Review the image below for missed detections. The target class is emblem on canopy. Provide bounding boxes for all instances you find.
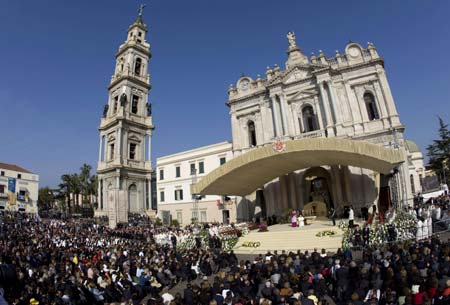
[273,138,286,153]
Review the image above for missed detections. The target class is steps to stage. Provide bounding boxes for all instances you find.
[233,219,344,254]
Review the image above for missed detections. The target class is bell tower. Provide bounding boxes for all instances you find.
[96,6,155,226]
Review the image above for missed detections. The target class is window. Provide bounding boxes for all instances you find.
[0,171,4,176]
[160,191,165,202]
[302,105,318,132]
[17,174,21,179]
[192,211,198,222]
[135,58,142,75]
[110,143,115,160]
[175,166,181,178]
[200,211,207,222]
[129,143,137,160]
[190,163,196,175]
[177,211,182,224]
[159,169,164,180]
[138,32,142,37]
[220,157,226,165]
[0,185,4,193]
[113,96,118,113]
[175,189,183,201]
[131,95,139,114]
[248,121,257,147]
[199,161,204,174]
[364,92,379,121]
[410,174,416,194]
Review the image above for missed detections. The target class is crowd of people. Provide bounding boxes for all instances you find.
[0,192,449,305]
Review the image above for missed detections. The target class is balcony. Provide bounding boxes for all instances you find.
[296,129,325,139]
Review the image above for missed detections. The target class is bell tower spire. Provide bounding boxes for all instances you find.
[96,6,155,227]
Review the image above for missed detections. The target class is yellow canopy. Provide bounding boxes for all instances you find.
[192,138,404,196]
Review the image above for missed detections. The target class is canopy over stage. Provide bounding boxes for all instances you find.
[192,138,405,196]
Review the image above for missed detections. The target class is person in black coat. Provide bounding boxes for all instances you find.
[183,283,194,305]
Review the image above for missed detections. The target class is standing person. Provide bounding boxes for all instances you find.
[348,205,354,228]
[329,207,336,226]
[291,210,297,228]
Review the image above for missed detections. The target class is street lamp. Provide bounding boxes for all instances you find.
[191,168,199,225]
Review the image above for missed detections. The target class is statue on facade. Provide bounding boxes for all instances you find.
[102,104,109,118]
[287,31,297,48]
[146,102,152,116]
[120,93,127,107]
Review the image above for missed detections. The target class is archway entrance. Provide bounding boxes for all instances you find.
[302,167,333,217]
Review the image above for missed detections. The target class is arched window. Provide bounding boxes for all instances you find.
[364,92,379,121]
[302,105,318,132]
[248,121,257,147]
[134,58,142,75]
[410,174,416,194]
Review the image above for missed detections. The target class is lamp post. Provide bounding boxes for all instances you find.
[391,127,407,209]
[191,168,199,225]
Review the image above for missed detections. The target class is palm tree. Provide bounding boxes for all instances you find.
[59,174,72,213]
[79,163,92,203]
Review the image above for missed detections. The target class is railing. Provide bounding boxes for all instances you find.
[297,130,324,139]
[328,57,338,65]
[433,218,450,234]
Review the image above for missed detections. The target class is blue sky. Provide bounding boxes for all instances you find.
[1,0,449,187]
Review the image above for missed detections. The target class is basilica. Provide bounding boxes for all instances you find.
[95,12,425,225]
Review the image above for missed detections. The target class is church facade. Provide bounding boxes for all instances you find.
[160,33,425,223]
[226,32,424,219]
[95,12,155,225]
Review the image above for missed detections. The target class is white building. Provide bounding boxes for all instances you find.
[0,162,39,214]
[95,10,155,225]
[161,32,425,223]
[156,142,235,225]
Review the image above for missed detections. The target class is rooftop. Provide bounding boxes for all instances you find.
[0,162,33,174]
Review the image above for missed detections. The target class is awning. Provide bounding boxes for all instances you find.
[191,138,405,196]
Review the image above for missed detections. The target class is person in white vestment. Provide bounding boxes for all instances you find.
[416,218,423,241]
[298,213,305,227]
[427,215,433,238]
[422,218,429,240]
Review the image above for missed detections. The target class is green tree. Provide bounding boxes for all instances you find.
[79,163,92,203]
[427,117,450,185]
[38,187,54,210]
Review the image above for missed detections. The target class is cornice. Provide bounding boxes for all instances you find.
[116,44,151,59]
[108,75,151,91]
[99,116,154,131]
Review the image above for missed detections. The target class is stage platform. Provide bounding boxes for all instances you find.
[233,218,345,254]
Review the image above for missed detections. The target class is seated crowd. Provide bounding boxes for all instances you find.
[0,194,448,305]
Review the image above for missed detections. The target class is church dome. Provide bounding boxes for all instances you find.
[405,140,421,153]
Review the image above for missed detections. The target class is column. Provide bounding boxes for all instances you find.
[377,70,401,126]
[98,135,103,162]
[278,94,289,136]
[372,81,390,128]
[326,81,344,135]
[271,96,281,137]
[318,82,335,136]
[117,127,123,164]
[98,179,102,211]
[313,96,324,131]
[331,166,344,207]
[288,173,298,210]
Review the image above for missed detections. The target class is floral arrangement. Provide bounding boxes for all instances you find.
[241,241,261,248]
[341,210,417,250]
[315,230,337,237]
[258,222,268,232]
[176,223,250,252]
